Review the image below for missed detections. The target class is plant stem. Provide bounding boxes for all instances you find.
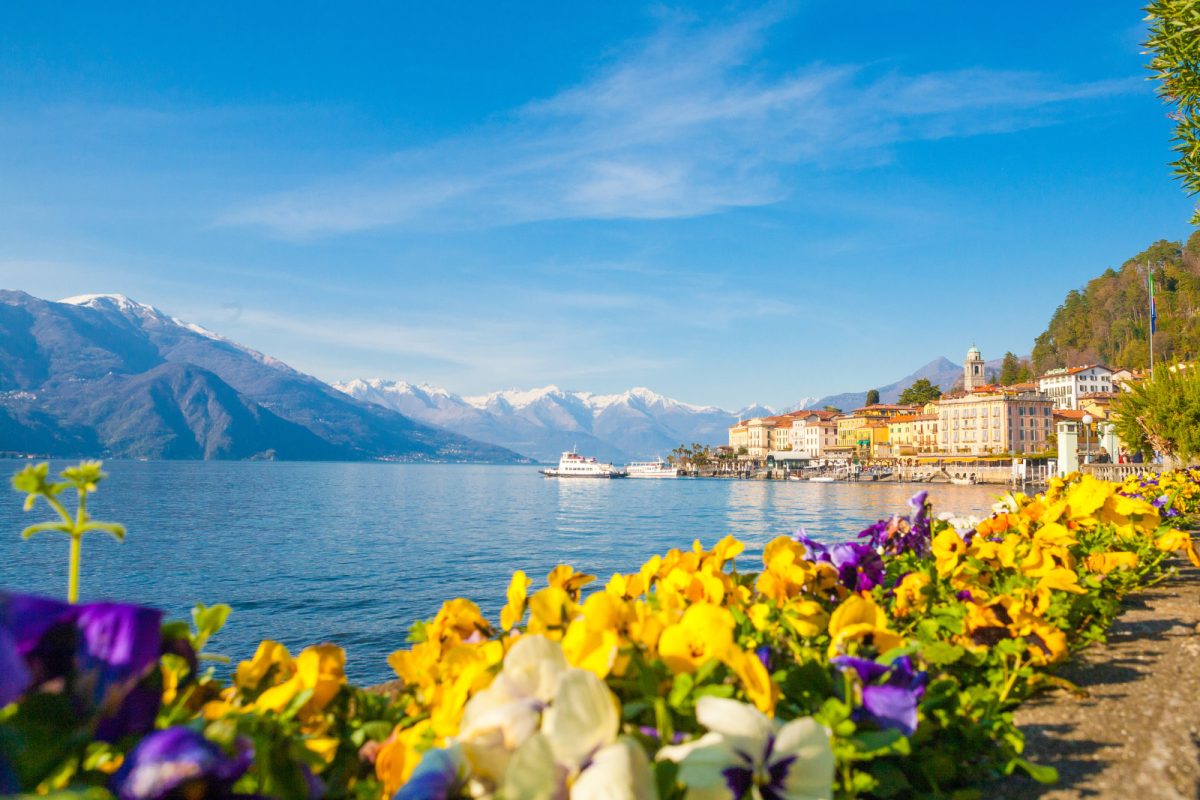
[68,534,81,603]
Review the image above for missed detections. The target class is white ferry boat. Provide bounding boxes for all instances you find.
[540,450,626,478]
[624,458,678,478]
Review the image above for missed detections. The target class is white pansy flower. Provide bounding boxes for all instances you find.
[657,697,834,800]
[458,635,569,785]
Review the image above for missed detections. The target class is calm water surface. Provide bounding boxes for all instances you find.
[0,461,1005,683]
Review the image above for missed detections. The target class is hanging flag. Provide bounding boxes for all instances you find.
[1149,269,1157,335]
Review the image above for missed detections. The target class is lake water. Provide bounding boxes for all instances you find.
[0,461,1006,683]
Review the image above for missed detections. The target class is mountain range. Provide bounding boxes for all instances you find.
[0,289,1001,463]
[334,379,788,463]
[332,356,984,463]
[0,291,523,462]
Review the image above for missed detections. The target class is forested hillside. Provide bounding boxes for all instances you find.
[1032,231,1200,373]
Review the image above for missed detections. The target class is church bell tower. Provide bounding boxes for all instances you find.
[964,345,985,391]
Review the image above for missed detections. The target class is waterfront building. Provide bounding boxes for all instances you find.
[1037,364,1114,410]
[963,345,987,391]
[887,405,939,455]
[728,416,777,458]
[835,404,916,458]
[786,410,839,457]
[935,385,1054,455]
[769,418,794,452]
[836,404,916,452]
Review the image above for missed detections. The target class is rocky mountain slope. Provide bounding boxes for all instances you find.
[0,291,522,462]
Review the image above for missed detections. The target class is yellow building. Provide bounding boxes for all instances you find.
[836,404,916,456]
[886,403,939,455]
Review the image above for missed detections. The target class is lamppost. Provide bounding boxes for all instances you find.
[1082,413,1093,465]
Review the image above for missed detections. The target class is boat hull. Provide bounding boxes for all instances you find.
[540,470,625,478]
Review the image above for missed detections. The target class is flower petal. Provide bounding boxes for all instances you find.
[571,737,656,800]
[499,635,570,704]
[771,717,834,800]
[501,732,567,800]
[542,668,619,770]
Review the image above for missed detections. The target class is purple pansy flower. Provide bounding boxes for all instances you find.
[855,492,934,557]
[832,655,928,737]
[0,592,162,739]
[110,727,252,800]
[829,543,886,592]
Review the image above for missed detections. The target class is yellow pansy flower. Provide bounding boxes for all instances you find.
[304,736,340,770]
[657,603,735,673]
[827,593,903,656]
[235,640,294,690]
[500,570,531,632]
[1065,474,1114,520]
[376,722,434,797]
[527,586,575,639]
[427,598,490,648]
[562,617,620,679]
[724,646,778,715]
[1085,551,1139,574]
[892,572,932,617]
[606,572,646,600]
[255,644,346,718]
[782,598,828,639]
[1035,567,1087,595]
[932,528,967,578]
[547,564,596,600]
[1157,529,1200,567]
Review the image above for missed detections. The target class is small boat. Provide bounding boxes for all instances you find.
[540,450,626,478]
[809,475,837,483]
[950,476,976,486]
[624,458,678,478]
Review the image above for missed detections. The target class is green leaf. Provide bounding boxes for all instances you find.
[80,520,126,541]
[667,673,694,710]
[920,641,966,667]
[1009,757,1059,785]
[20,521,69,539]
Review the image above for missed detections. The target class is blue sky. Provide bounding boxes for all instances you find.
[0,2,1194,409]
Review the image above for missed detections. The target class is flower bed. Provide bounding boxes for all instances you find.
[2,464,1199,799]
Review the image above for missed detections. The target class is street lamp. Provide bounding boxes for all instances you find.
[1082,414,1093,465]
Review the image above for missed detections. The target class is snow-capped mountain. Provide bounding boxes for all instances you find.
[0,291,520,461]
[334,380,750,463]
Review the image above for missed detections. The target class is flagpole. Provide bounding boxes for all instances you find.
[1148,260,1156,380]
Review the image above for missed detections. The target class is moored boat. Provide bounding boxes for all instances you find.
[540,450,626,478]
[624,458,678,478]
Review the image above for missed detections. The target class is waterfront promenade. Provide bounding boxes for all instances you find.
[995,560,1200,798]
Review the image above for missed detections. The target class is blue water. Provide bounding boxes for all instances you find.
[0,461,1004,683]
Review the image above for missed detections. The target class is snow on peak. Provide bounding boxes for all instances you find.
[335,378,456,400]
[463,385,566,410]
[60,293,292,374]
[60,293,165,317]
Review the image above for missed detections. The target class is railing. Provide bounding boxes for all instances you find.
[1079,463,1162,481]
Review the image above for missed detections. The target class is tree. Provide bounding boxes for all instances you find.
[823,405,842,413]
[898,378,942,406]
[999,352,1023,384]
[865,389,880,406]
[1146,0,1200,224]
[1111,366,1200,461]
[998,352,1024,385]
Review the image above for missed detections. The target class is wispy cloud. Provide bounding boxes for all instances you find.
[220,10,1140,238]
